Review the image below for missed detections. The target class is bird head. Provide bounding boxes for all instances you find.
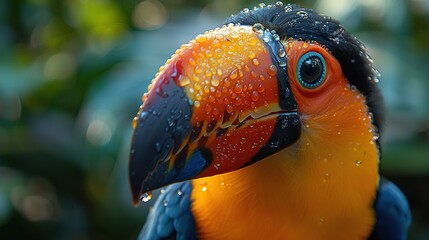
[129,3,383,205]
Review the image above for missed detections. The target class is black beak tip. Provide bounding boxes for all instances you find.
[129,164,143,205]
[128,63,195,205]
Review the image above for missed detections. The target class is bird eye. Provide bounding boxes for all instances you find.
[297,51,326,89]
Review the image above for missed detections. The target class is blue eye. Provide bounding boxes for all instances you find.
[297,51,327,89]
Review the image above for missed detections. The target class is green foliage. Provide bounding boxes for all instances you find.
[0,0,428,239]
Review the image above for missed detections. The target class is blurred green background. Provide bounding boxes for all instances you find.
[0,0,428,239]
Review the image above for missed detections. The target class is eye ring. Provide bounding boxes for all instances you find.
[296,51,327,89]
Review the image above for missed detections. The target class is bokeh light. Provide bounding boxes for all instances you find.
[0,0,428,239]
[133,0,168,30]
[44,52,76,81]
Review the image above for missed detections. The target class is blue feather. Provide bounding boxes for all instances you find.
[370,179,411,240]
[137,181,197,240]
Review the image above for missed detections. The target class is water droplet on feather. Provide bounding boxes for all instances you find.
[141,192,153,202]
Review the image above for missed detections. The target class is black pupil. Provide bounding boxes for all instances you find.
[300,57,322,84]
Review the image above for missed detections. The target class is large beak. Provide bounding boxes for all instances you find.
[129,24,300,205]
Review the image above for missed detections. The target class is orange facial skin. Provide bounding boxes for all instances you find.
[190,41,379,240]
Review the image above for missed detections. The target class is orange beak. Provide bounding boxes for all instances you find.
[129,24,300,205]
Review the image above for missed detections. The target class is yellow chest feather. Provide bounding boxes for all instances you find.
[191,104,379,239]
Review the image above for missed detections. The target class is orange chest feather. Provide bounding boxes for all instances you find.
[190,86,379,240]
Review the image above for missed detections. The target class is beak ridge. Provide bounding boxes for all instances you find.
[129,61,193,204]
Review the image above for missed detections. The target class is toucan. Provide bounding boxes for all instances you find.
[129,3,411,240]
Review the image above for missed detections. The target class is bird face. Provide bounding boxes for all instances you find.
[129,7,381,205]
[129,25,300,204]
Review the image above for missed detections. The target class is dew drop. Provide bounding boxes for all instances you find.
[195,65,203,74]
[244,65,250,72]
[214,48,222,56]
[155,142,162,152]
[248,51,256,59]
[273,34,280,41]
[178,76,190,87]
[323,173,330,183]
[275,1,284,7]
[252,58,259,66]
[252,23,265,34]
[132,116,138,129]
[262,35,270,43]
[212,107,219,116]
[141,192,153,203]
[257,84,265,93]
[208,95,215,102]
[142,93,148,102]
[250,71,257,78]
[194,82,201,91]
[140,111,149,121]
[267,65,277,76]
[205,103,212,112]
[234,97,242,106]
[177,189,183,195]
[355,160,362,166]
[196,35,207,43]
[296,10,308,18]
[188,58,196,66]
[194,101,201,107]
[163,200,168,206]
[251,91,259,101]
[204,70,212,77]
[278,48,286,58]
[230,30,239,39]
[204,85,210,93]
[284,5,292,12]
[201,186,207,192]
[226,104,234,113]
[229,69,238,79]
[222,78,231,87]
[205,49,212,57]
[211,78,220,87]
[249,37,257,46]
[234,83,243,94]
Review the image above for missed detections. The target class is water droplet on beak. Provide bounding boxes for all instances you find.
[141,192,153,203]
[252,23,265,34]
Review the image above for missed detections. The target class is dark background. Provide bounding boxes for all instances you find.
[0,0,428,239]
